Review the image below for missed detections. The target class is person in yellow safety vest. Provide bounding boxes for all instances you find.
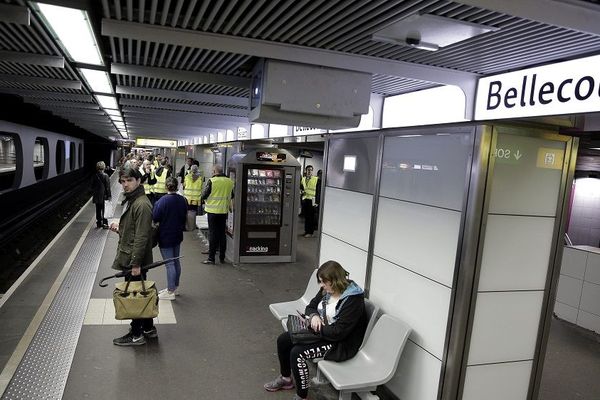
[183,165,203,211]
[200,164,234,264]
[153,159,172,202]
[300,165,319,238]
[140,160,157,206]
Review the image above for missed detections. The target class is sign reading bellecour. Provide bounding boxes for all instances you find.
[475,54,600,120]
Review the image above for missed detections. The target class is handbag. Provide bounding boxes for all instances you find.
[113,278,159,320]
[286,314,321,344]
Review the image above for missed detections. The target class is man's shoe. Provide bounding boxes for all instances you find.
[158,290,176,300]
[303,233,313,238]
[202,259,215,265]
[219,258,226,263]
[201,250,209,254]
[143,326,158,339]
[113,332,146,346]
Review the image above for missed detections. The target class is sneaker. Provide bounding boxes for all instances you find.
[113,332,146,346]
[159,288,179,296]
[158,290,176,300]
[219,258,226,263]
[264,375,294,392]
[303,233,313,238]
[143,326,158,339]
[202,259,215,265]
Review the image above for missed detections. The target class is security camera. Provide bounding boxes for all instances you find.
[405,37,421,46]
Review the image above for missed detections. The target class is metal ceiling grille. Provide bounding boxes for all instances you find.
[1,0,600,140]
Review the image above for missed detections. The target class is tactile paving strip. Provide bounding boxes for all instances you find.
[1,178,122,400]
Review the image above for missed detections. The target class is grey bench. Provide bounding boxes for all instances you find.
[269,269,319,330]
[317,314,411,400]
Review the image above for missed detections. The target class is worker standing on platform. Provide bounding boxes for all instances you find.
[110,165,157,346]
[140,160,156,206]
[201,164,234,264]
[300,165,318,238]
[183,165,203,230]
[91,161,111,229]
[153,159,171,202]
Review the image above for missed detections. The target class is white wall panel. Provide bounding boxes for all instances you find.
[386,340,441,400]
[577,310,600,334]
[462,361,532,400]
[554,301,578,324]
[555,275,583,308]
[584,252,600,285]
[319,234,368,288]
[374,197,461,287]
[468,291,544,365]
[478,215,555,291]
[321,186,372,251]
[370,257,451,359]
[560,247,588,280]
[579,282,600,316]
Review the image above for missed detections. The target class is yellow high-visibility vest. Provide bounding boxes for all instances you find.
[204,176,234,214]
[140,166,155,194]
[184,174,203,205]
[154,169,168,194]
[301,176,318,200]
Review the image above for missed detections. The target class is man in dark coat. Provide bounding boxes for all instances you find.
[91,161,111,228]
[110,164,156,346]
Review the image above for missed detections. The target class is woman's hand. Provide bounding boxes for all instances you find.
[309,315,323,332]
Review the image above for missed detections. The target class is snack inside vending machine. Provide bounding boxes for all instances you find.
[226,148,300,263]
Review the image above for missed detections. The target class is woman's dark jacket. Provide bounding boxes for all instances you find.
[91,171,111,204]
[304,281,367,362]
[152,192,187,248]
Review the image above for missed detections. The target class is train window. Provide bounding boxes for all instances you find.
[78,143,84,168]
[34,137,49,181]
[69,142,76,170]
[56,140,65,174]
[0,132,23,191]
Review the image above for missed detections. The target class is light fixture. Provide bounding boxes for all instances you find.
[95,95,118,110]
[36,3,103,65]
[372,13,498,51]
[109,114,123,122]
[105,109,122,117]
[79,69,113,94]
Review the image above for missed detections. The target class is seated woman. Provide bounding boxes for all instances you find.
[264,260,367,400]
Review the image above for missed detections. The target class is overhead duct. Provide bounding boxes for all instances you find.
[249,59,371,129]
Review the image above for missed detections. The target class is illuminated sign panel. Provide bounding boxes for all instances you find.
[475,54,600,120]
[135,138,177,147]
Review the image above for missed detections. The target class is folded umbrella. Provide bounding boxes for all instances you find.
[98,256,183,287]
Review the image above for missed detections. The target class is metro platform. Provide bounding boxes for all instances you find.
[0,183,599,400]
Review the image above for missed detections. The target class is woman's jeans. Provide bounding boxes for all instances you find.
[160,244,181,291]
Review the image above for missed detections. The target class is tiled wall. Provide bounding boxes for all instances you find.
[567,178,600,246]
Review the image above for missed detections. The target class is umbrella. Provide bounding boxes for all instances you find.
[98,256,183,287]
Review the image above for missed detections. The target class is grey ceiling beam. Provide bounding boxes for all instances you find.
[111,63,250,89]
[0,4,30,25]
[116,85,248,107]
[0,74,81,90]
[0,50,64,68]
[458,0,600,36]
[126,118,241,131]
[102,19,478,119]
[122,106,248,124]
[0,87,93,102]
[44,108,106,116]
[31,101,101,110]
[119,98,249,117]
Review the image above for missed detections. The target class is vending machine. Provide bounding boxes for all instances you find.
[226,148,301,263]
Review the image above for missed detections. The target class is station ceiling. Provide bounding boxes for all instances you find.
[1,0,600,164]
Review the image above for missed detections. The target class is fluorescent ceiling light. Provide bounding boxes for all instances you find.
[79,69,113,94]
[105,109,121,116]
[95,94,118,110]
[109,114,123,122]
[36,3,103,65]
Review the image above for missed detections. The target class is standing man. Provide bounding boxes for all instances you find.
[201,164,234,265]
[178,157,193,185]
[300,165,319,238]
[91,161,111,228]
[110,164,156,346]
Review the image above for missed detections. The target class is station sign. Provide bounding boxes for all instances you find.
[135,138,177,148]
[293,126,327,136]
[475,54,600,120]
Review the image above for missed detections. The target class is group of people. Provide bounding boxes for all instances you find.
[95,152,234,346]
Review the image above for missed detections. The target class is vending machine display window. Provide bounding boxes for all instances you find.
[245,168,282,226]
